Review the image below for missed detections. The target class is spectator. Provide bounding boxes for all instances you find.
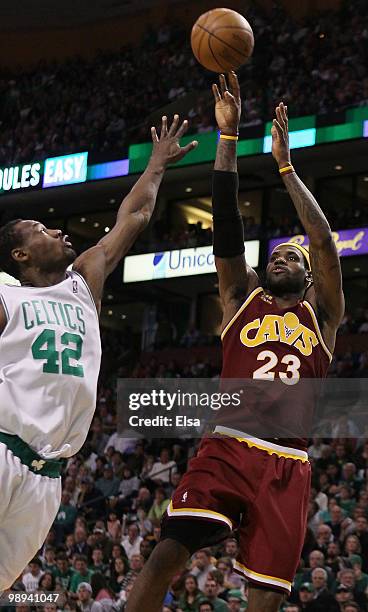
[43,546,57,574]
[147,487,170,521]
[55,553,74,590]
[76,582,103,612]
[350,555,368,593]
[117,466,140,499]
[22,558,44,592]
[201,577,227,611]
[226,589,247,610]
[177,574,204,611]
[72,527,91,558]
[223,539,239,561]
[90,573,116,612]
[191,549,216,592]
[198,602,215,612]
[38,571,56,592]
[335,584,355,607]
[215,558,243,590]
[107,511,121,541]
[90,548,108,575]
[121,524,143,560]
[54,491,78,543]
[327,506,352,541]
[96,464,120,498]
[315,524,333,553]
[310,567,338,610]
[325,541,351,575]
[109,557,130,593]
[70,556,94,593]
[147,448,177,484]
[77,476,105,521]
[120,554,144,590]
[297,582,315,609]
[90,418,109,456]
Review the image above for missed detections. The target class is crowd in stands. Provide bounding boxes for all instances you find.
[0,0,367,167]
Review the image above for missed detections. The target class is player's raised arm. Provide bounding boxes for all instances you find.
[73,116,197,311]
[212,72,259,330]
[271,102,345,336]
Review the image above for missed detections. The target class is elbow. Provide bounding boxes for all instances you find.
[134,209,151,232]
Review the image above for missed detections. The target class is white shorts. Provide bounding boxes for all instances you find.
[0,442,61,589]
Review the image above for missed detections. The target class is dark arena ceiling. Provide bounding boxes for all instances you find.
[0,0,342,31]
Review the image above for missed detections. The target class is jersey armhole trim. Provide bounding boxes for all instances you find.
[71,270,100,322]
[221,287,263,341]
[0,293,11,336]
[303,300,333,362]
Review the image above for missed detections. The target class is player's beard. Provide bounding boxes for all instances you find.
[266,271,306,297]
[40,247,77,274]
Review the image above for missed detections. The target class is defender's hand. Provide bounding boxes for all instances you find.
[271,102,291,168]
[212,72,241,136]
[150,115,198,167]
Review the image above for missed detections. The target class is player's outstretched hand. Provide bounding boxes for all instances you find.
[271,102,292,168]
[151,115,198,166]
[212,71,241,136]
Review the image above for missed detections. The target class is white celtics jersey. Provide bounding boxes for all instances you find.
[0,271,102,458]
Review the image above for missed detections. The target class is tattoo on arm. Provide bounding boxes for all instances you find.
[283,171,344,328]
[214,140,237,172]
[282,172,331,242]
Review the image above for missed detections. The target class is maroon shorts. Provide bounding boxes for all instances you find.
[165,429,311,594]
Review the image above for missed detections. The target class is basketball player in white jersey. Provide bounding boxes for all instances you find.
[0,115,197,590]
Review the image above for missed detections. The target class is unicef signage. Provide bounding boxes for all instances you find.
[123,241,259,283]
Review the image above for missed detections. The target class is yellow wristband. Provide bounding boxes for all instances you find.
[220,133,239,141]
[279,164,294,175]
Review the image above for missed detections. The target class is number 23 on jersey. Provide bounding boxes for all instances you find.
[253,350,301,386]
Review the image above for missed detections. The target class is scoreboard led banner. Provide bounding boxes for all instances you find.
[123,241,260,283]
[0,154,130,196]
[268,228,368,259]
[0,162,42,192]
[0,104,367,196]
[43,152,88,188]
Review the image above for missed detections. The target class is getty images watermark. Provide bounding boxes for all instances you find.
[126,387,243,429]
[117,378,368,439]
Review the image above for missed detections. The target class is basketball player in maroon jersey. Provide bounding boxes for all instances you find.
[126,74,344,612]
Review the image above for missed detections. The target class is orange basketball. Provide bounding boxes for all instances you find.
[191,8,254,73]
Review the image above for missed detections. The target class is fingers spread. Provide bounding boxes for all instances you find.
[224,90,235,102]
[175,118,189,139]
[182,140,198,154]
[151,126,159,143]
[161,115,168,137]
[168,114,180,137]
[212,83,221,103]
[229,71,240,101]
[219,73,228,96]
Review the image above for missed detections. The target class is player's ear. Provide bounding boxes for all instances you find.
[11,247,29,264]
[305,269,313,287]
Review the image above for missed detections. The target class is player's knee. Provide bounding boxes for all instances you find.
[149,538,189,576]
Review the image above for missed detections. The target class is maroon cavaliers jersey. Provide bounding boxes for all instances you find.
[218,287,331,449]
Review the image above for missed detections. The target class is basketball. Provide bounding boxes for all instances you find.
[191,8,254,73]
